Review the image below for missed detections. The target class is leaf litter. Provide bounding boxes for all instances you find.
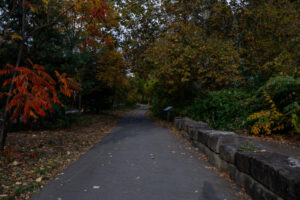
[0,110,129,200]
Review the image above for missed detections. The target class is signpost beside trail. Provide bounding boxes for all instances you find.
[163,106,173,122]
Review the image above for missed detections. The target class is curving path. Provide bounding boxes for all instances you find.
[31,106,246,200]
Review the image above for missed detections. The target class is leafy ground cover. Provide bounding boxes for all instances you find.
[0,110,129,200]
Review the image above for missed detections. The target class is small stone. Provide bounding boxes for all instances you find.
[93,186,100,189]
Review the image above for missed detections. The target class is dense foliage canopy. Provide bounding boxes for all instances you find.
[1,0,299,148]
[116,0,299,136]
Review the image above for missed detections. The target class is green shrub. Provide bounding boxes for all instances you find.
[150,97,169,119]
[247,76,300,135]
[185,88,258,130]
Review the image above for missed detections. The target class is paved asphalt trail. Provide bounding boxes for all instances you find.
[31,106,245,200]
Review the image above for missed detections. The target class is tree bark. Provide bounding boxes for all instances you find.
[0,0,25,151]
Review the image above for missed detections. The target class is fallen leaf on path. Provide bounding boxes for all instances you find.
[205,166,217,171]
[0,111,130,200]
[199,155,208,161]
[12,161,19,166]
[36,177,42,182]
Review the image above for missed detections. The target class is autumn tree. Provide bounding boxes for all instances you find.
[234,0,299,85]
[0,0,113,150]
[124,1,241,113]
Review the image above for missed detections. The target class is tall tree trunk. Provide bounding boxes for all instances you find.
[0,0,25,151]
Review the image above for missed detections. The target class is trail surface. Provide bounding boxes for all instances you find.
[32,106,245,200]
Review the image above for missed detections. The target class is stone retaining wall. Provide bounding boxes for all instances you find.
[174,117,300,200]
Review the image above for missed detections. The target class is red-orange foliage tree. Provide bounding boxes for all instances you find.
[0,59,80,150]
[0,0,111,151]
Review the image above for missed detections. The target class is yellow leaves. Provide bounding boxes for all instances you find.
[247,91,285,135]
[96,49,127,88]
[29,4,37,13]
[247,110,269,121]
[167,80,174,85]
[11,33,23,41]
[42,0,50,5]
[248,111,272,135]
[180,71,191,83]
[181,77,188,83]
[26,0,53,13]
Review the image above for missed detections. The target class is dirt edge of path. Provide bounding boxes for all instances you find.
[0,110,131,200]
